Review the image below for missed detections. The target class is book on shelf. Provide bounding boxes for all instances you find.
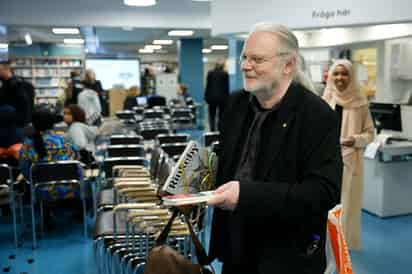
[162,191,215,206]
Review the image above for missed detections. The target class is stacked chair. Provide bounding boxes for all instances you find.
[93,137,211,274]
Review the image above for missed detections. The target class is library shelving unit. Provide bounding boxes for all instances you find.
[9,56,84,105]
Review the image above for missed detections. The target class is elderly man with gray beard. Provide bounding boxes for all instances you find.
[207,23,342,274]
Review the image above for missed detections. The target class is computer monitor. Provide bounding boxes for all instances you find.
[136,96,147,106]
[369,103,402,134]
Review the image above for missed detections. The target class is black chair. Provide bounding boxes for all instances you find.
[156,133,189,145]
[110,135,143,145]
[149,147,164,181]
[160,143,188,158]
[0,164,19,248]
[139,128,170,141]
[116,111,136,121]
[147,96,166,108]
[102,157,148,181]
[132,106,145,115]
[106,145,145,158]
[143,109,164,120]
[29,160,87,248]
[203,132,220,147]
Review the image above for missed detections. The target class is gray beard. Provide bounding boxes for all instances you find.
[246,79,279,102]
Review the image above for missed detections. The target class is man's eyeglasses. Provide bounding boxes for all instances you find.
[239,52,290,66]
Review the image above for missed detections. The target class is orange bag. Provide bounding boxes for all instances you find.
[325,204,354,274]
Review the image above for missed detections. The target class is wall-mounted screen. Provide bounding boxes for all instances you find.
[85,58,140,90]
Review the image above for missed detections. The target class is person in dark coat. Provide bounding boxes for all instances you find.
[204,59,229,132]
[0,61,30,140]
[207,22,342,274]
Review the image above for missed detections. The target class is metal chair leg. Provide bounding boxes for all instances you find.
[40,200,44,237]
[10,193,18,248]
[82,197,88,239]
[31,202,37,249]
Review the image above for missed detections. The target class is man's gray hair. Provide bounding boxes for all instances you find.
[249,22,315,92]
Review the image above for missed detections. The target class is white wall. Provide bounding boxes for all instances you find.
[212,0,412,36]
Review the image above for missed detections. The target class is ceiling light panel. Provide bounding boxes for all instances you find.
[168,30,194,36]
[124,0,156,7]
[153,40,173,45]
[211,45,228,50]
[63,38,84,44]
[52,28,80,35]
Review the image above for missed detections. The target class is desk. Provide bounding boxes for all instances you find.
[363,142,412,217]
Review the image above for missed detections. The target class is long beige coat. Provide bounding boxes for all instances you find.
[324,99,375,250]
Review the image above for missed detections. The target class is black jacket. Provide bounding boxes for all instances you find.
[0,77,30,127]
[204,68,229,105]
[209,83,342,274]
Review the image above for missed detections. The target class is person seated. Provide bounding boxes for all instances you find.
[19,109,81,202]
[123,86,145,110]
[64,104,98,165]
[175,83,191,106]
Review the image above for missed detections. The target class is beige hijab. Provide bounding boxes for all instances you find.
[323,59,367,108]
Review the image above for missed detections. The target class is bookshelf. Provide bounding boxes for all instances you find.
[9,56,84,105]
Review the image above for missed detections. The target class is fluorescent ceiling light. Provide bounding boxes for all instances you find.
[139,48,154,53]
[63,38,84,44]
[145,45,162,50]
[211,45,228,50]
[0,43,8,49]
[202,48,212,53]
[24,33,32,45]
[52,28,80,35]
[153,39,173,45]
[168,30,194,36]
[236,33,248,39]
[124,0,156,6]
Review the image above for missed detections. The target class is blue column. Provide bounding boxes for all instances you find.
[178,38,204,129]
[228,39,244,92]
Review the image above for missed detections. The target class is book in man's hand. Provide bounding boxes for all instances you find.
[162,191,215,206]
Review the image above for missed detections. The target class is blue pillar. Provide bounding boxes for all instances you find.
[178,38,204,129]
[228,39,244,92]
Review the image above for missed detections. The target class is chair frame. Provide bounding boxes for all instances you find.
[29,160,88,249]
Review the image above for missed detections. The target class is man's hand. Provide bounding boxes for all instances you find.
[207,181,240,211]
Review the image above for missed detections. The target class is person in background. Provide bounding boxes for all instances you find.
[0,61,31,140]
[19,109,81,201]
[123,86,141,110]
[207,22,342,274]
[140,68,154,96]
[63,104,97,164]
[0,104,22,166]
[83,68,107,116]
[65,70,84,105]
[323,59,374,250]
[176,83,191,106]
[78,87,102,126]
[205,59,229,132]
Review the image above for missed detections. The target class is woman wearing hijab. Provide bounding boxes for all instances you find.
[323,59,375,250]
